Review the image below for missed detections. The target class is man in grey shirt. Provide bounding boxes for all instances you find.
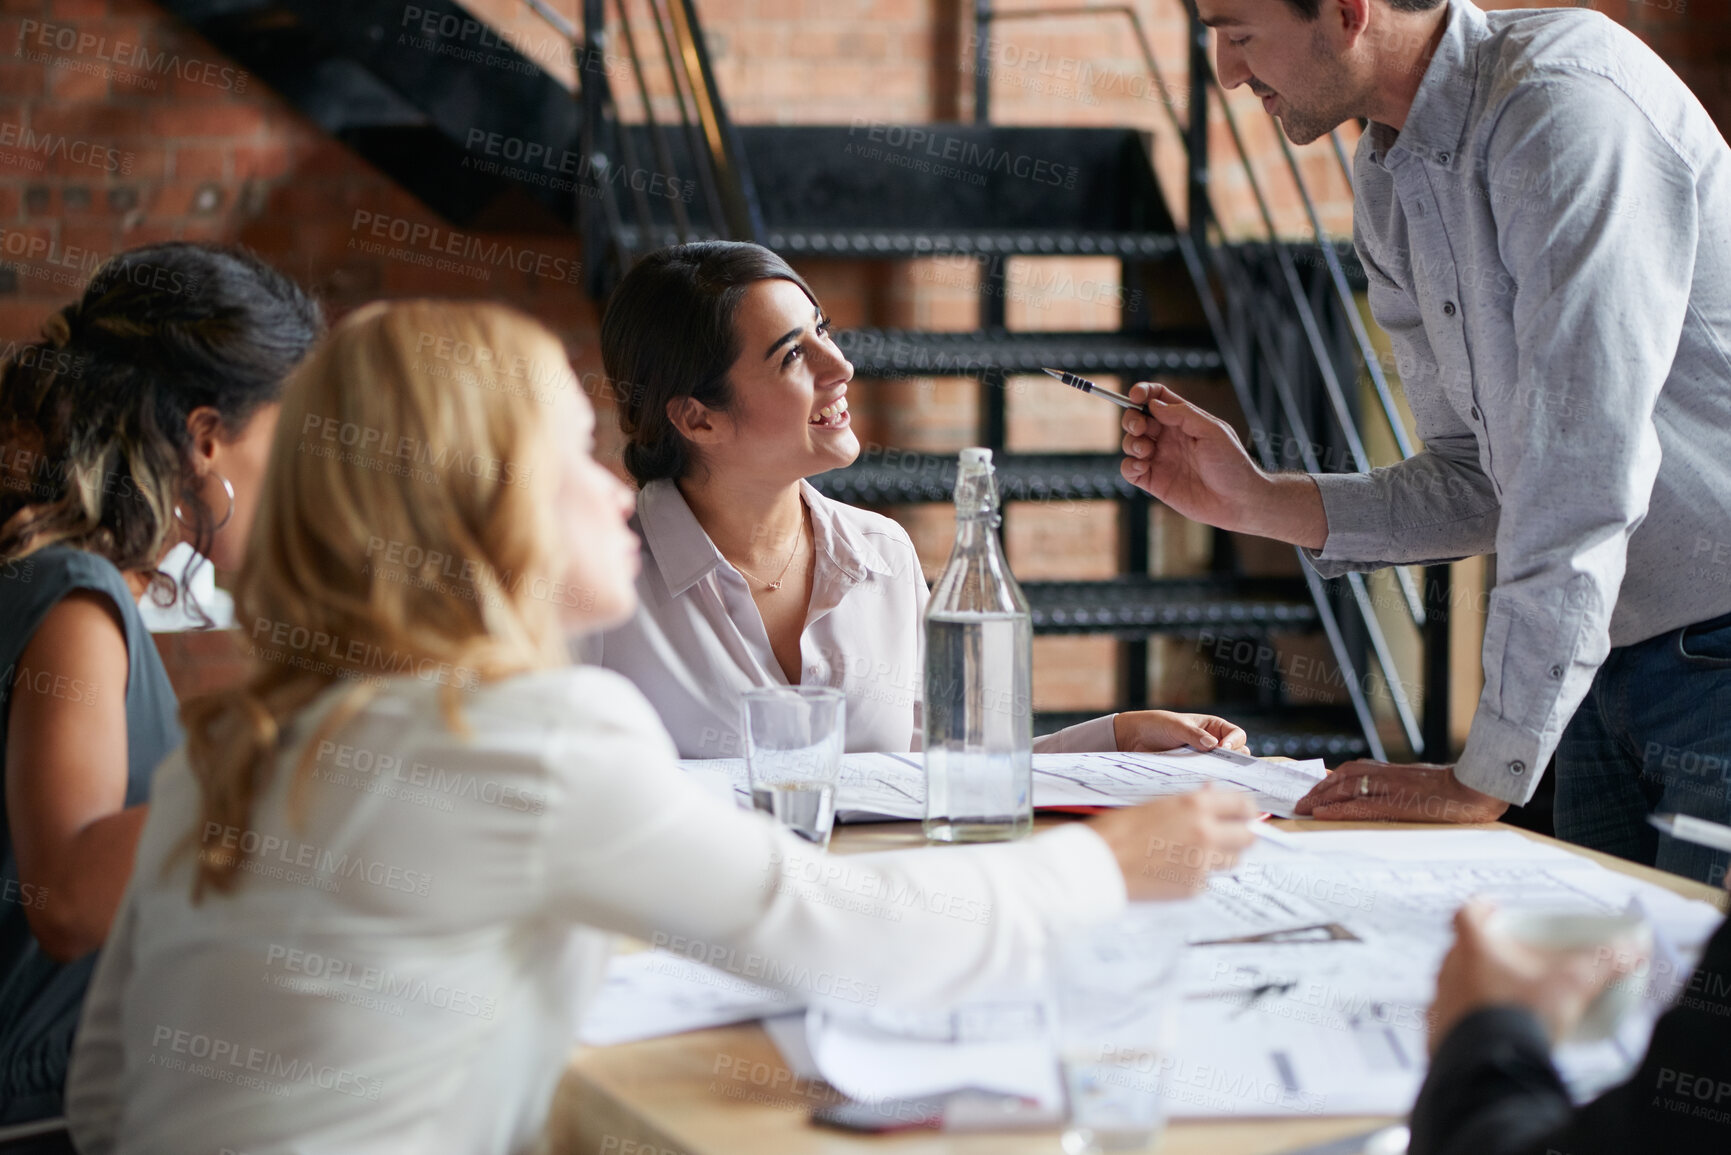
[1120,0,1731,882]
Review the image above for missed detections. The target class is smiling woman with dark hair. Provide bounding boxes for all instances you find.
[590,240,1249,761]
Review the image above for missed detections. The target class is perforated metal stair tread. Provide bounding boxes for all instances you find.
[832,329,1221,378]
[1023,577,1317,635]
[810,451,1143,504]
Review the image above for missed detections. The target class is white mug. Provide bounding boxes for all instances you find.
[1483,908,1654,1043]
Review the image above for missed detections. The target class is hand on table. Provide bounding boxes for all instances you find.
[1427,900,1640,1055]
[1294,760,1510,824]
[1113,709,1248,754]
[1088,786,1258,902]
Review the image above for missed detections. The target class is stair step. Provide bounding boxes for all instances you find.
[612,227,1180,260]
[1034,708,1371,765]
[833,328,1220,378]
[738,124,1175,236]
[1024,577,1316,636]
[811,451,1139,504]
[769,229,1179,259]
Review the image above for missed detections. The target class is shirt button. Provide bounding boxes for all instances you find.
[1509,760,1526,775]
[1469,406,1481,421]
[1437,151,1451,164]
[1443,301,1457,316]
[1549,664,1563,678]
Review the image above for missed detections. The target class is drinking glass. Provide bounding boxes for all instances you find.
[1050,912,1184,1154]
[742,687,846,849]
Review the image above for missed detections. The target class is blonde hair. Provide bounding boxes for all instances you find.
[180,300,575,899]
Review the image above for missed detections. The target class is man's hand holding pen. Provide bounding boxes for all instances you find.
[1117,381,1329,552]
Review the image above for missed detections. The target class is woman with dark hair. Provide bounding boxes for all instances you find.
[0,242,322,1123]
[592,240,1249,760]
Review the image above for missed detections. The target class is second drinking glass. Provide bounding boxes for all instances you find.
[742,686,846,849]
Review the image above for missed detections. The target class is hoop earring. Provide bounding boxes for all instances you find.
[173,472,235,534]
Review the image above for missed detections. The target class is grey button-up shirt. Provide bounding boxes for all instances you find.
[1306,0,1731,803]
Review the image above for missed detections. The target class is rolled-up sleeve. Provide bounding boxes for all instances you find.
[1305,223,1502,577]
[1452,76,1694,803]
[1305,433,1502,576]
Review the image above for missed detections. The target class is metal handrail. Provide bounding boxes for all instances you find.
[1208,87,1426,630]
[1180,235,1391,758]
[515,0,755,268]
[650,0,730,237]
[614,0,692,242]
[665,0,763,241]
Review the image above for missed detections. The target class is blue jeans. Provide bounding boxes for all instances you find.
[1554,610,1731,887]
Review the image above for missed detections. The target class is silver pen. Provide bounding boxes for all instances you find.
[1042,367,1153,416]
[1649,812,1731,853]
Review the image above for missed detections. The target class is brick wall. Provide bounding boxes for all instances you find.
[2,0,1726,730]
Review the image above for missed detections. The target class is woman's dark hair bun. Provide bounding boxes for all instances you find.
[601,241,817,486]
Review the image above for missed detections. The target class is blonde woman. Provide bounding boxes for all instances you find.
[592,241,1250,760]
[64,302,1255,1152]
[0,243,320,1124]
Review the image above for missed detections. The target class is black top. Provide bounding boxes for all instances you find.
[0,547,181,1123]
[1411,911,1731,1155]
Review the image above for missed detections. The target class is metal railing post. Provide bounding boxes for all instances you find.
[1185,5,1208,246]
[1422,564,1453,759]
[973,0,993,122]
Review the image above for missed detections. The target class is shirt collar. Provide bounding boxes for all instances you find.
[635,479,726,598]
[635,477,899,598]
[1366,0,1487,169]
[800,479,899,585]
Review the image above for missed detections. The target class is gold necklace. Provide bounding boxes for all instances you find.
[730,518,805,592]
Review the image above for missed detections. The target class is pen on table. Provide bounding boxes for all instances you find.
[1649,812,1731,853]
[1042,367,1156,416]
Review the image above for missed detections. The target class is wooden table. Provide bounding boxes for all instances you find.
[544,819,1728,1155]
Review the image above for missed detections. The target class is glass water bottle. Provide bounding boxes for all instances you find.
[922,448,1034,842]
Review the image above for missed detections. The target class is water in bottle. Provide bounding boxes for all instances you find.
[923,448,1034,842]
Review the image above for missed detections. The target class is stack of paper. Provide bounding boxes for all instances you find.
[579,828,1726,1125]
[678,747,1329,822]
[577,950,796,1047]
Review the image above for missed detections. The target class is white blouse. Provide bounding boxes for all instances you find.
[65,668,1126,1154]
[590,479,1117,758]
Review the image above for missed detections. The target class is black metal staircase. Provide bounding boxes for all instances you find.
[155,0,1453,765]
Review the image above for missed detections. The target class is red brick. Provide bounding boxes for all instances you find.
[0,299,58,343]
[111,145,166,181]
[0,60,43,98]
[173,217,231,242]
[228,141,294,182]
[28,103,150,140]
[0,145,47,181]
[169,143,226,182]
[43,59,110,100]
[146,180,230,217]
[112,220,178,246]
[161,55,249,100]
[143,101,263,139]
